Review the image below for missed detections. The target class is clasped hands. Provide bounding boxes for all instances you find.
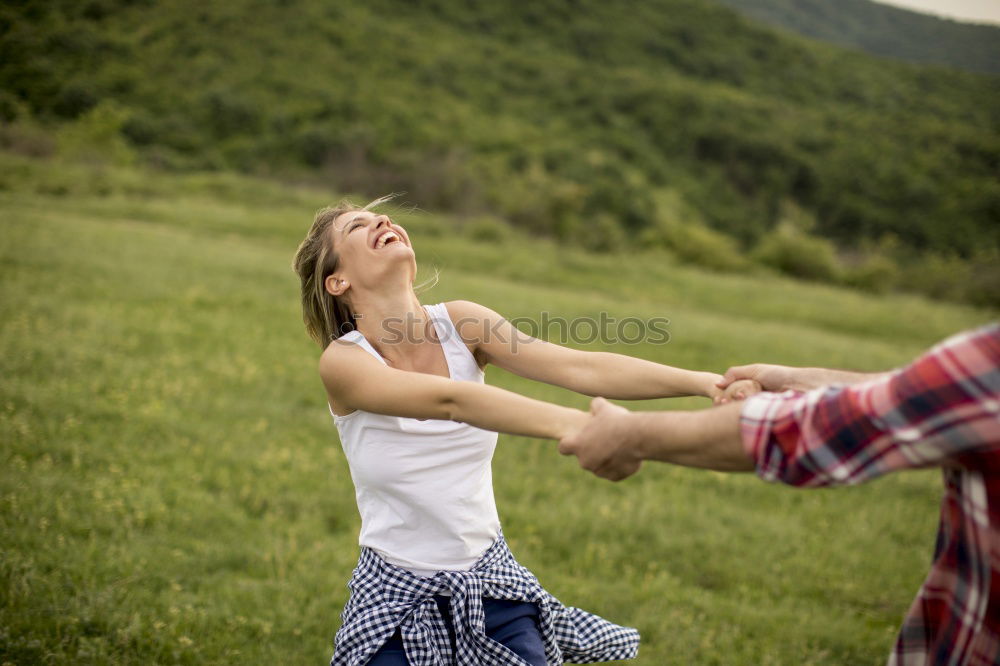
[559,364,794,481]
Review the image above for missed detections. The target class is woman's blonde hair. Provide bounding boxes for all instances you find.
[292,195,396,347]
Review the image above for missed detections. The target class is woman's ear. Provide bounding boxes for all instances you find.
[325,274,350,296]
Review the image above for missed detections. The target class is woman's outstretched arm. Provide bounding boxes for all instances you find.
[445,300,723,400]
[320,341,587,441]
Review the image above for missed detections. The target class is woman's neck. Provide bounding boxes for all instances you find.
[352,289,429,356]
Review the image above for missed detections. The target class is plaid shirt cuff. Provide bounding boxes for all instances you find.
[739,390,801,477]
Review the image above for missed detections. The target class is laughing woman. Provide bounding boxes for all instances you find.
[293,198,724,666]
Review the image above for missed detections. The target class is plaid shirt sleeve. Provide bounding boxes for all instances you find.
[740,323,1000,487]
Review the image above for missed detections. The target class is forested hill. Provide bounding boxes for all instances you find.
[715,0,1000,75]
[1,0,998,302]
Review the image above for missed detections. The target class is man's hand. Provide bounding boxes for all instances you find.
[558,397,643,482]
[717,363,797,393]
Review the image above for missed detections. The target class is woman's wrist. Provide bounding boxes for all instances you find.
[697,372,724,398]
[554,407,589,441]
[658,370,722,399]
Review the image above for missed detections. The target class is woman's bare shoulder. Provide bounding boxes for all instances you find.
[442,299,499,322]
[318,336,373,379]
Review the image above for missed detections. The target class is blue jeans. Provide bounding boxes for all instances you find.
[367,596,546,666]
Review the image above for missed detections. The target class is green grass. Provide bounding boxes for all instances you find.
[0,152,994,664]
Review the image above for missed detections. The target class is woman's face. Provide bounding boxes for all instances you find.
[328,210,415,295]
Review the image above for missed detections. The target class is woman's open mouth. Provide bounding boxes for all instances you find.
[373,230,401,249]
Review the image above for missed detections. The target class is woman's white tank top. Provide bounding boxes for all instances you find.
[330,303,501,575]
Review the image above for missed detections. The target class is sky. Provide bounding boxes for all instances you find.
[870,0,1000,25]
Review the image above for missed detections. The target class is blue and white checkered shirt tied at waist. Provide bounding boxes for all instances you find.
[332,533,640,666]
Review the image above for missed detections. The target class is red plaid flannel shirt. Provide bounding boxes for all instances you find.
[740,323,1000,665]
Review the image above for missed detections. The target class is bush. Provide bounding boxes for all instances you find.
[490,161,585,239]
[843,253,899,294]
[0,120,56,158]
[462,215,513,243]
[201,89,260,139]
[0,90,29,122]
[965,248,1000,308]
[752,223,841,282]
[56,101,135,166]
[408,214,452,239]
[899,249,1000,308]
[639,217,748,271]
[899,252,972,300]
[579,213,627,252]
[53,83,100,119]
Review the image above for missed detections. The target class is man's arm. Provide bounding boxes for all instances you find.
[557,399,752,481]
[717,363,887,394]
[561,324,1000,484]
[743,324,1000,486]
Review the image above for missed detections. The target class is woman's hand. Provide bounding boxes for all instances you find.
[558,407,594,442]
[715,378,764,404]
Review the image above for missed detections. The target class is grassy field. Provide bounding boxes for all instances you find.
[1,151,994,664]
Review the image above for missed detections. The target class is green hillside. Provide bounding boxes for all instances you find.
[716,0,1000,75]
[2,0,998,305]
[1,151,994,664]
